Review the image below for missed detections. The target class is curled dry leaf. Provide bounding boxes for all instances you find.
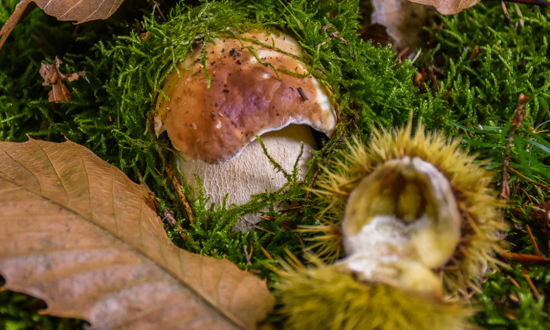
[407,0,481,15]
[371,0,430,51]
[0,139,274,329]
[0,0,124,50]
[39,57,86,102]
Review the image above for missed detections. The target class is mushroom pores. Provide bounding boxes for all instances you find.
[156,30,337,228]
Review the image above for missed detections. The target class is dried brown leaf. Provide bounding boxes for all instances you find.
[49,80,72,102]
[40,57,85,102]
[0,139,274,329]
[372,0,431,51]
[0,0,124,50]
[39,62,58,85]
[407,0,481,15]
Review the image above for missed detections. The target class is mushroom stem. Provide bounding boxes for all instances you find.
[177,125,316,232]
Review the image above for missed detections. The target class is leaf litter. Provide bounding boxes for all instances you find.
[39,56,86,102]
[0,0,125,50]
[0,139,274,329]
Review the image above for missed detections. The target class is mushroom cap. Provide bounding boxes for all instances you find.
[155,30,337,163]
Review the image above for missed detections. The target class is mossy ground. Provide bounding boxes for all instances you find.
[0,0,549,329]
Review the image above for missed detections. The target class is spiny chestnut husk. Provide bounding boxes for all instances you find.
[300,122,507,295]
[275,257,474,330]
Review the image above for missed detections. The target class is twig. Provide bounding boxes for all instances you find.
[165,164,195,224]
[501,0,513,26]
[521,267,541,299]
[501,93,529,199]
[469,45,480,62]
[163,209,187,239]
[501,0,550,8]
[500,251,543,300]
[507,274,521,288]
[502,252,550,265]
[526,224,542,256]
[259,215,276,222]
[428,66,439,91]
[508,167,550,192]
[395,47,410,63]
[294,232,305,248]
[518,187,535,206]
[243,245,252,265]
[153,1,167,22]
[241,217,275,234]
[260,246,273,260]
[305,169,320,199]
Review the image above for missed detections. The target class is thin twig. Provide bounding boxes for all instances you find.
[259,215,276,222]
[153,1,167,22]
[469,45,480,62]
[526,224,542,256]
[428,66,439,91]
[294,232,305,248]
[260,246,273,260]
[507,275,521,288]
[501,0,513,26]
[521,267,541,299]
[165,164,195,224]
[502,251,550,265]
[508,167,550,191]
[501,0,550,8]
[395,47,410,63]
[305,169,320,199]
[501,93,529,199]
[243,245,251,265]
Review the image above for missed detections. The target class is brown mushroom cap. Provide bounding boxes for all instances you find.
[155,30,337,163]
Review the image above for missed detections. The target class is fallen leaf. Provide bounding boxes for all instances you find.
[39,57,86,102]
[0,139,274,329]
[407,0,481,15]
[372,0,431,51]
[49,80,71,101]
[0,0,124,50]
[39,62,58,86]
[360,23,395,48]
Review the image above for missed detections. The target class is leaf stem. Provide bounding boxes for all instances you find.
[0,0,34,50]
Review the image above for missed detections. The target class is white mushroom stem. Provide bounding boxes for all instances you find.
[177,125,316,232]
[339,156,461,296]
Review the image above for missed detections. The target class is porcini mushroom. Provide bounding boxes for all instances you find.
[154,30,337,231]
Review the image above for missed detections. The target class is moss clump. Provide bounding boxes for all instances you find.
[2,0,550,329]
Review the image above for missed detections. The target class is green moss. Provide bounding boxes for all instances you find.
[1,0,550,329]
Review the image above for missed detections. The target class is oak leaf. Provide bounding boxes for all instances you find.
[0,139,274,329]
[407,0,481,15]
[0,0,124,49]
